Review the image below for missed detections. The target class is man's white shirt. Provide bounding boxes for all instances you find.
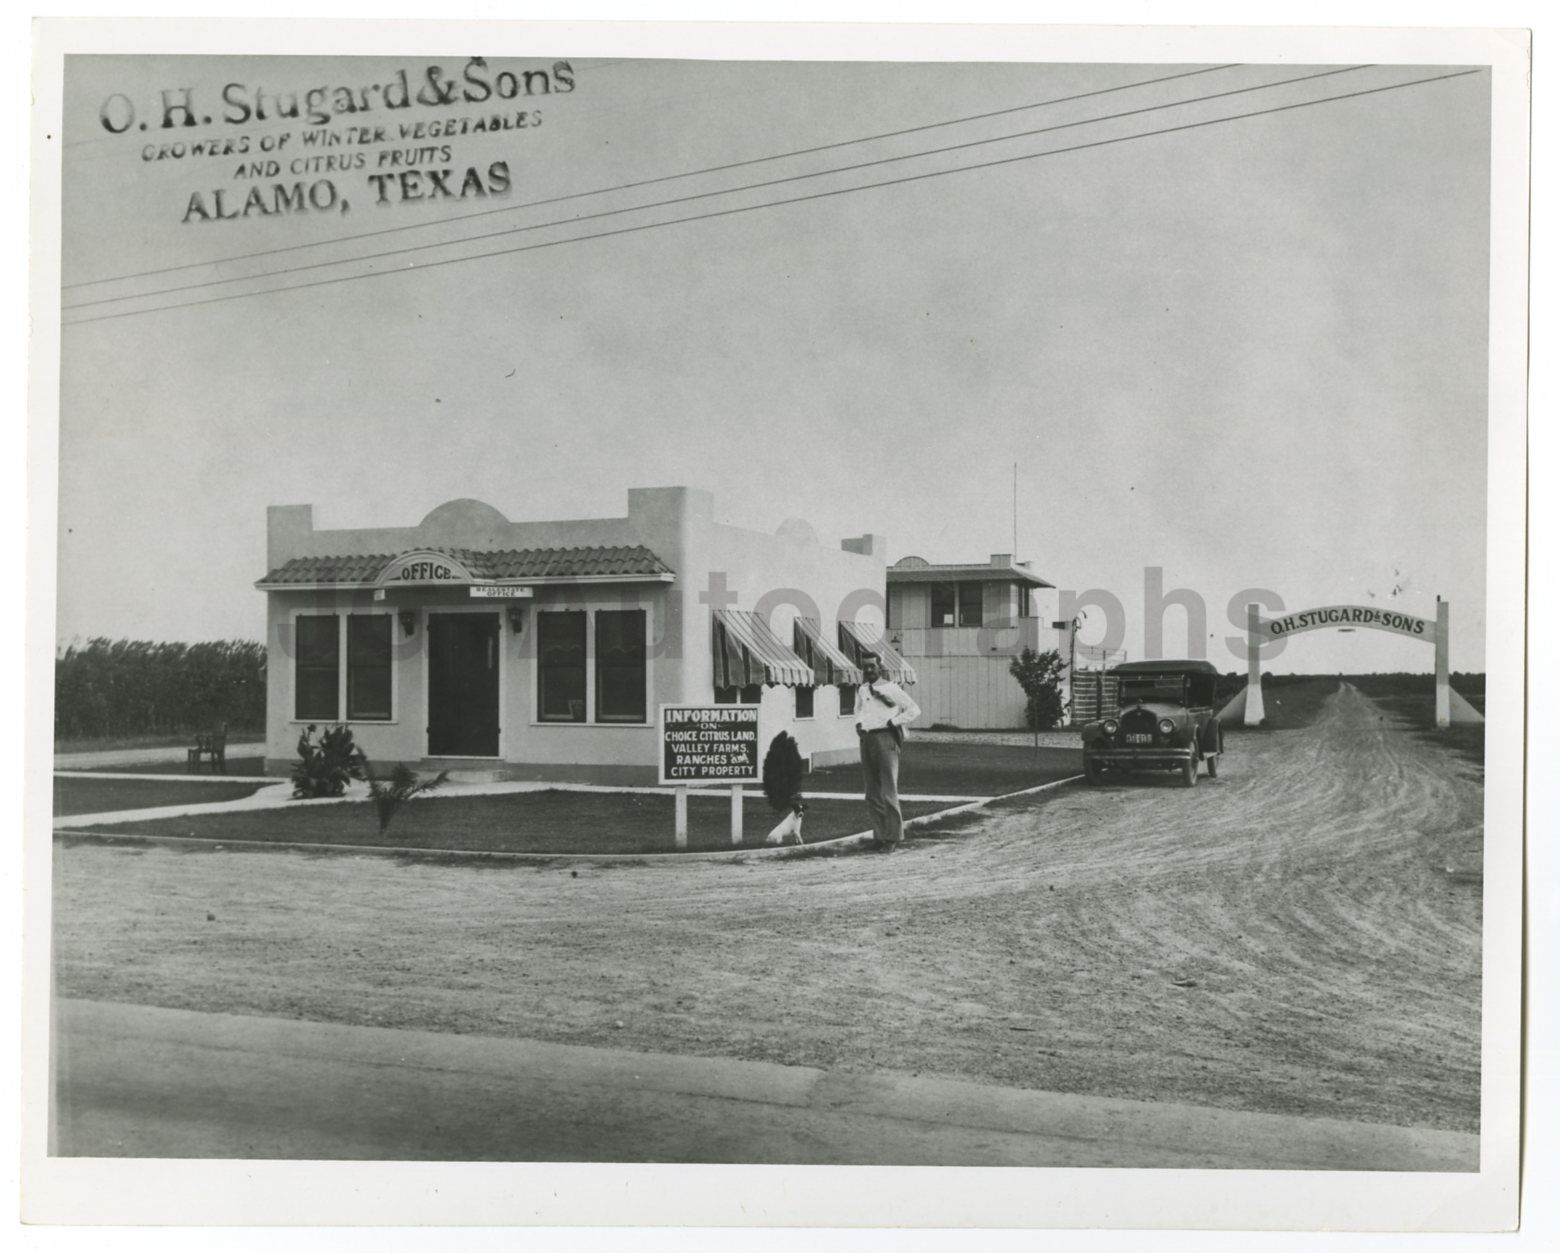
[855,679,921,732]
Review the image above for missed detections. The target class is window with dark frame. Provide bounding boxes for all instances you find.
[930,582,956,627]
[838,683,859,718]
[958,581,984,627]
[538,611,587,722]
[717,684,763,704]
[595,609,647,723]
[795,685,815,718]
[295,614,340,721]
[346,614,392,720]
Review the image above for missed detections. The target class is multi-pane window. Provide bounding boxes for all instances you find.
[795,685,815,719]
[538,611,587,722]
[295,615,341,720]
[716,684,763,705]
[296,614,393,722]
[346,615,392,720]
[930,581,986,627]
[595,610,647,723]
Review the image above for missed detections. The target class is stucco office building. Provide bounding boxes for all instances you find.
[257,486,915,784]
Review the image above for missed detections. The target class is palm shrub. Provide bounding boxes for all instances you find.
[365,763,449,835]
[291,724,366,798]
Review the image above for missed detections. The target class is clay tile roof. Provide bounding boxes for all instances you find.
[258,545,673,587]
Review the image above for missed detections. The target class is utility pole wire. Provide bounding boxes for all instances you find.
[66,64,1366,311]
[65,64,1238,291]
[62,67,1480,329]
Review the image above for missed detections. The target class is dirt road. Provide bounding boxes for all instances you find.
[53,682,1483,1132]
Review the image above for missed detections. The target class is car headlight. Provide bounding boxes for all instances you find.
[1101,718,1119,736]
[1158,717,1175,736]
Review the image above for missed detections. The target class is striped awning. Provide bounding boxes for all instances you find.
[837,620,919,685]
[793,617,864,685]
[712,610,816,688]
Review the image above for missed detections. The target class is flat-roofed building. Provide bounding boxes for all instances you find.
[886,553,1058,729]
[257,486,915,783]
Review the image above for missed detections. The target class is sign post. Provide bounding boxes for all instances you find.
[658,704,762,848]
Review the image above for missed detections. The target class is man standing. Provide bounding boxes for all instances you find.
[854,652,921,852]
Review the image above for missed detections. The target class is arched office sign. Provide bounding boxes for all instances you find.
[1227,599,1479,730]
[375,551,477,587]
[1260,605,1431,642]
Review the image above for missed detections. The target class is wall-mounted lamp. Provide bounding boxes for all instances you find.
[507,605,527,634]
[398,610,417,638]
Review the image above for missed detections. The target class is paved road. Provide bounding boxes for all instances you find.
[52,998,1475,1168]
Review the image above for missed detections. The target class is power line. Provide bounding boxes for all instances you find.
[61,68,1480,329]
[66,64,1360,311]
[65,63,1239,291]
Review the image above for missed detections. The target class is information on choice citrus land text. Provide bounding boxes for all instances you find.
[95,57,578,224]
[659,706,761,786]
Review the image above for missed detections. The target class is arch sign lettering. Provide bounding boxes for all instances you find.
[1230,600,1482,729]
[1262,604,1430,641]
[375,551,477,586]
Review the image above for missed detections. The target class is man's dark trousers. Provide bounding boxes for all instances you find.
[860,728,904,846]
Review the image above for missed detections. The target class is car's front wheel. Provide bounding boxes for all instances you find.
[1084,754,1103,785]
[1180,751,1199,788]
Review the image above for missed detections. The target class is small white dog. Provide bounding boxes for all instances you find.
[764,800,807,845]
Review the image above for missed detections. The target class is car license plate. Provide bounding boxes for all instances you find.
[1126,733,1152,744]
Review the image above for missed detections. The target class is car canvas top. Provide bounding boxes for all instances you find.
[1112,659,1221,676]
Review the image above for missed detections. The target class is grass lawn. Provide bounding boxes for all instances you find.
[73,756,269,777]
[68,791,960,855]
[53,776,272,817]
[807,742,1080,797]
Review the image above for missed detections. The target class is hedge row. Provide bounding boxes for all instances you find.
[55,638,266,739]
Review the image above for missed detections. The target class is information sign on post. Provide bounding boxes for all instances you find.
[658,704,762,849]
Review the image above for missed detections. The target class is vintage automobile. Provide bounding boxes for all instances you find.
[1081,660,1224,787]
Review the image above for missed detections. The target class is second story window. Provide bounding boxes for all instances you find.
[932,581,985,627]
[959,582,983,627]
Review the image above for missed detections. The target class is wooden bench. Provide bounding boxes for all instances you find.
[187,725,228,774]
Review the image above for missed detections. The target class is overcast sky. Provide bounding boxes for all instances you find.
[55,54,1491,671]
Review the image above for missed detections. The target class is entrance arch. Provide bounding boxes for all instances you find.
[1223,599,1483,728]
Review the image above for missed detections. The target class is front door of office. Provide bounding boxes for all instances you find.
[427,613,500,757]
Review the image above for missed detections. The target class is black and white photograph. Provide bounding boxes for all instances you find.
[22,15,1530,1235]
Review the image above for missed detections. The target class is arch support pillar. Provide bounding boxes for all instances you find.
[1244,602,1266,727]
[1435,599,1451,728]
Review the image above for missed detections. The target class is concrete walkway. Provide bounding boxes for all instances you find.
[52,775,989,830]
[51,998,1476,1169]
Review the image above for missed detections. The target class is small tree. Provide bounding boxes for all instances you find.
[291,724,367,798]
[1008,647,1067,731]
[365,763,449,835]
